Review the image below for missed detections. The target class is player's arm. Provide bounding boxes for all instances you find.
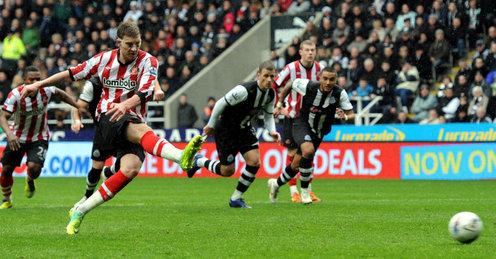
[153,80,165,101]
[262,92,280,143]
[108,56,158,122]
[336,90,355,122]
[54,88,79,109]
[275,78,309,111]
[71,80,94,133]
[203,85,248,135]
[0,93,20,151]
[21,53,103,98]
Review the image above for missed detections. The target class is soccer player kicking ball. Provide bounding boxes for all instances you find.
[187,61,280,208]
[0,66,80,209]
[268,67,354,204]
[21,21,203,234]
[69,78,164,214]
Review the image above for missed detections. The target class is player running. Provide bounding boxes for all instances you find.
[273,40,322,203]
[268,67,354,204]
[0,66,80,209]
[69,78,165,213]
[21,21,203,234]
[187,61,280,208]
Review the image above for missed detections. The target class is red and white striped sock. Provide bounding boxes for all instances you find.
[77,171,131,214]
[140,131,183,162]
[0,173,13,201]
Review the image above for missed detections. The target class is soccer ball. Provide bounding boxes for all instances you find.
[448,212,483,244]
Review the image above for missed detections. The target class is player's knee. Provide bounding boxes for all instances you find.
[245,159,260,168]
[1,165,15,176]
[220,165,235,177]
[120,166,140,178]
[27,164,42,179]
[301,146,315,158]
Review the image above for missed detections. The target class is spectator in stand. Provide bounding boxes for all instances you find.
[484,41,496,71]
[201,96,216,126]
[453,96,470,123]
[429,29,451,78]
[454,74,471,98]
[396,111,414,124]
[0,70,11,104]
[411,84,438,122]
[437,86,460,121]
[420,108,444,124]
[456,59,472,82]
[352,78,374,107]
[371,77,396,113]
[177,94,198,128]
[395,61,420,111]
[471,107,492,123]
[467,86,489,118]
[467,0,482,48]
[1,29,26,77]
[411,45,431,81]
[470,71,492,98]
[361,58,379,86]
[447,17,467,61]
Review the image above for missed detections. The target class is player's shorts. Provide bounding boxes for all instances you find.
[292,121,322,153]
[282,117,297,149]
[1,140,48,167]
[91,113,145,162]
[215,125,259,165]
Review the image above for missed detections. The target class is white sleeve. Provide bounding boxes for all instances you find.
[79,81,94,103]
[339,90,353,111]
[224,85,248,106]
[292,79,309,95]
[206,85,248,128]
[263,93,276,133]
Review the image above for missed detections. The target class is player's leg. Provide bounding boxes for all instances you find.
[24,140,48,198]
[67,152,142,235]
[187,127,236,178]
[0,165,15,209]
[125,122,202,170]
[280,118,300,202]
[286,147,300,202]
[0,144,24,208]
[298,142,316,204]
[228,148,260,208]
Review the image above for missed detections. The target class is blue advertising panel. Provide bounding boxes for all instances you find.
[324,123,496,142]
[400,143,496,180]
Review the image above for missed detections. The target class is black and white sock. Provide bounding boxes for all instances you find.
[231,165,259,200]
[85,167,102,198]
[277,166,298,186]
[202,159,222,176]
[299,157,313,189]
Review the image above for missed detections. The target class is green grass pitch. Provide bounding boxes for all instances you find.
[1,178,494,257]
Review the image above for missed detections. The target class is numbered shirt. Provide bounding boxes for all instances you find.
[273,60,321,118]
[69,49,158,122]
[2,85,56,143]
[293,79,353,137]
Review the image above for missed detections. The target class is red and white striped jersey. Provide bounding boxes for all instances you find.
[69,49,158,122]
[2,85,56,143]
[273,61,322,118]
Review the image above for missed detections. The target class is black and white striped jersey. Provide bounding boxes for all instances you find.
[292,78,353,138]
[208,80,276,132]
[79,77,103,121]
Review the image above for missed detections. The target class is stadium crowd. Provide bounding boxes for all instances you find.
[0,0,495,127]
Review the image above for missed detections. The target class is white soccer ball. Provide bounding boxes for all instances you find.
[448,212,483,244]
